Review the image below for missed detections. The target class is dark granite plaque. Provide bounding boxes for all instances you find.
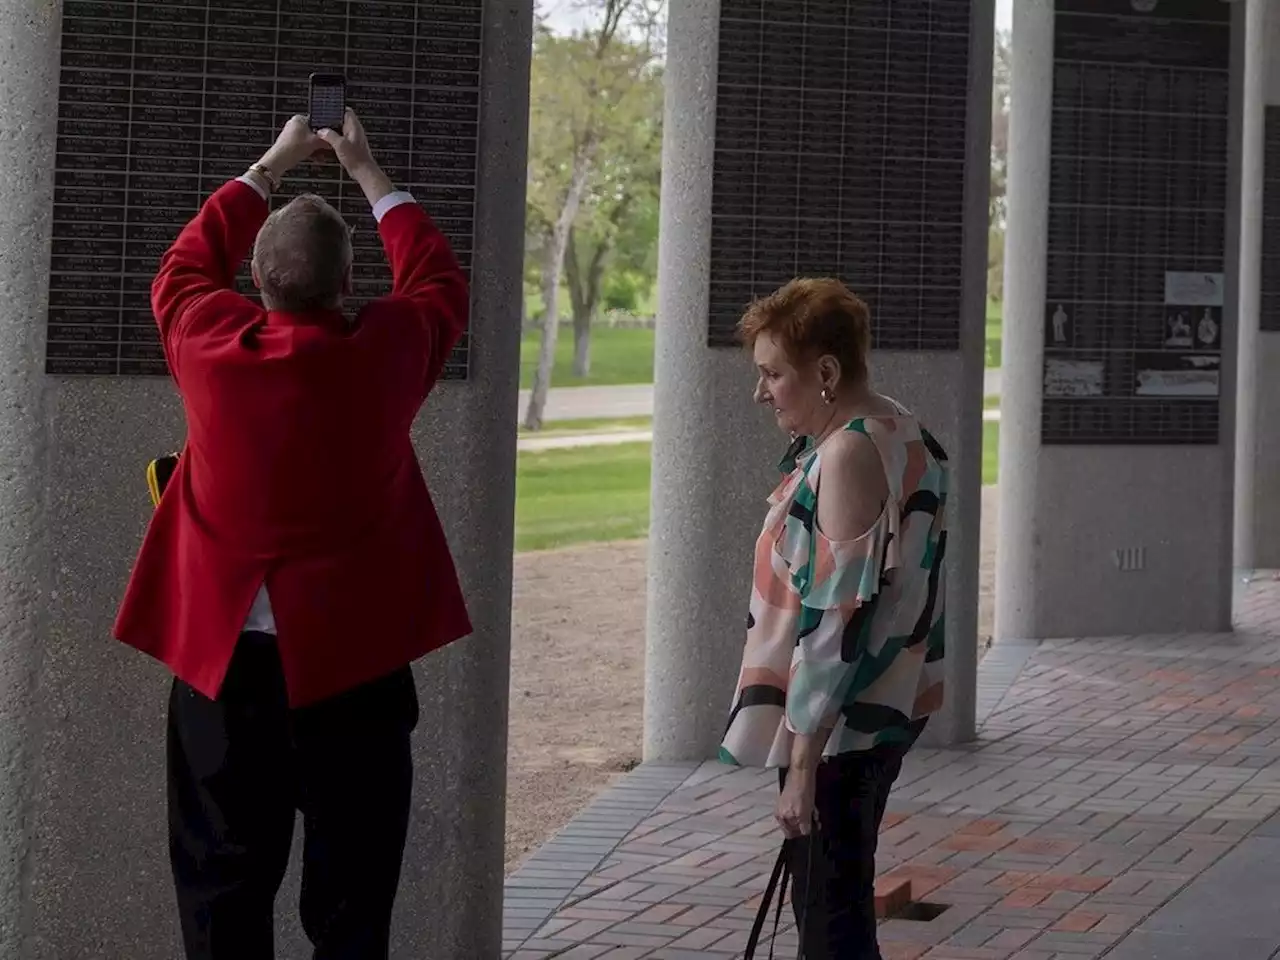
[707,0,974,350]
[1262,107,1280,332]
[1042,0,1229,444]
[48,0,482,380]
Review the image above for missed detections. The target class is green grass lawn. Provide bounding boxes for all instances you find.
[514,423,1003,552]
[986,298,1003,368]
[519,326,655,389]
[515,442,653,552]
[982,419,999,486]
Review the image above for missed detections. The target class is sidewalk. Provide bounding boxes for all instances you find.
[517,370,1004,424]
[503,574,1280,959]
[516,384,655,422]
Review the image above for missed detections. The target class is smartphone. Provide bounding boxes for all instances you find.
[308,73,346,132]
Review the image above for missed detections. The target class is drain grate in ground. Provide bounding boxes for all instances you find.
[889,900,950,922]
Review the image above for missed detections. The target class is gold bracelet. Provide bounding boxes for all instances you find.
[248,162,281,192]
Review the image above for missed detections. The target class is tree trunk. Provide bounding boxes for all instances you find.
[566,228,611,379]
[572,324,591,379]
[565,228,592,378]
[523,144,595,431]
[577,240,610,377]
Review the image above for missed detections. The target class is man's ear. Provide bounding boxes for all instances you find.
[342,264,353,298]
[250,263,262,291]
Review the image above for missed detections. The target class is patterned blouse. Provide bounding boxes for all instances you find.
[720,405,949,768]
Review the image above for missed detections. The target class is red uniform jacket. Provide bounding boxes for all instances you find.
[113,180,473,707]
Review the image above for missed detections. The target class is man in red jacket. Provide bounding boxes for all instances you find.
[113,111,473,959]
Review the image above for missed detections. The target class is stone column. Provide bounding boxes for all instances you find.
[0,0,530,955]
[994,0,1054,640]
[644,0,994,760]
[1236,0,1280,571]
[381,1,531,954]
[643,0,783,762]
[0,0,58,952]
[997,0,1240,640]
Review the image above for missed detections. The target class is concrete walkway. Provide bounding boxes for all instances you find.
[517,384,656,422]
[517,369,1004,424]
[503,575,1280,958]
[518,429,654,452]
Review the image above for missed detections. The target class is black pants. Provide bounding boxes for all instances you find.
[779,721,925,960]
[167,632,419,960]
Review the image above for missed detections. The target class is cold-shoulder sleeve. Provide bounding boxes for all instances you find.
[784,503,900,736]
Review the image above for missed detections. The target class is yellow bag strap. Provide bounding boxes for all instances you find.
[146,453,181,508]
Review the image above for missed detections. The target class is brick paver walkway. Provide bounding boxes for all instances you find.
[504,575,1280,959]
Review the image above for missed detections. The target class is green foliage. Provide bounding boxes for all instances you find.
[990,28,1011,230]
[602,270,649,312]
[526,4,664,326]
[568,58,663,304]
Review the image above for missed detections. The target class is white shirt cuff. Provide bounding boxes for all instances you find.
[372,191,416,223]
[235,174,269,201]
[233,178,413,223]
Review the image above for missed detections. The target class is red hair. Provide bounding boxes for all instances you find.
[737,278,871,383]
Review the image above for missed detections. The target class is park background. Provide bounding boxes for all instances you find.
[504,0,1013,871]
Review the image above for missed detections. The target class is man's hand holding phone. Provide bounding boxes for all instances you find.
[256,115,326,183]
[317,109,395,208]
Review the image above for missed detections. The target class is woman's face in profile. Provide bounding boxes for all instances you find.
[751,331,821,437]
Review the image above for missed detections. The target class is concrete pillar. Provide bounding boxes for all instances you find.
[0,0,529,955]
[644,0,994,760]
[0,0,57,953]
[1237,0,1280,571]
[997,0,1241,640]
[380,2,530,953]
[643,0,780,763]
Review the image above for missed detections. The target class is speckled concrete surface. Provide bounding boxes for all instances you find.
[0,0,532,955]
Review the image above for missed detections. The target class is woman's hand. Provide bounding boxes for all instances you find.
[776,766,818,839]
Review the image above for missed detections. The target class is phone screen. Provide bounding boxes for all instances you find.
[309,74,346,132]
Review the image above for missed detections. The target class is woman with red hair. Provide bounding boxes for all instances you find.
[723,278,950,959]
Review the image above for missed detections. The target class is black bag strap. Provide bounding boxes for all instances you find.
[743,819,815,960]
[744,846,787,960]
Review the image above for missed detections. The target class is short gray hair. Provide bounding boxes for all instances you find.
[252,194,352,312]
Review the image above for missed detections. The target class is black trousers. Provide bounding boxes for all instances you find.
[779,720,925,960]
[167,632,419,960]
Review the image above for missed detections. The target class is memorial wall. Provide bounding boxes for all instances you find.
[707,0,973,351]
[1262,104,1280,332]
[1043,0,1229,443]
[646,0,990,757]
[0,0,526,953]
[50,0,481,379]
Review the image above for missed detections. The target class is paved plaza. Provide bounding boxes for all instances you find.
[503,574,1280,959]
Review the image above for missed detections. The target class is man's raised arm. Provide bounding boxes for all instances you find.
[151,117,326,356]
[319,110,469,390]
